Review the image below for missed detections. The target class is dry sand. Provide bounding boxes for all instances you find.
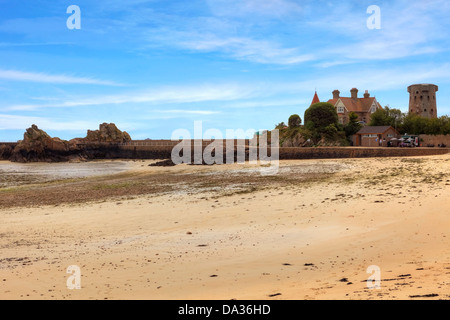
[0,155,449,300]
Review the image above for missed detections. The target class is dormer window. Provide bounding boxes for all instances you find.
[371,106,377,113]
[337,106,345,113]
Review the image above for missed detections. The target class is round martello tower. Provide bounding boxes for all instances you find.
[408,84,438,119]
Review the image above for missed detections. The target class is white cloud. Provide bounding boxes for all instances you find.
[0,114,97,131]
[289,64,450,98]
[179,35,315,65]
[0,69,122,86]
[5,62,450,113]
[155,109,220,115]
[207,0,303,18]
[219,98,309,109]
[0,42,72,47]
[5,83,260,111]
[311,0,450,62]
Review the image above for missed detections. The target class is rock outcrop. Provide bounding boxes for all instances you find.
[0,144,14,160]
[84,123,131,144]
[281,133,306,147]
[8,123,132,162]
[10,125,80,162]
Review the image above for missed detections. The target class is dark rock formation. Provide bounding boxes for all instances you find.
[0,144,14,160]
[281,134,306,147]
[149,159,176,167]
[84,123,131,143]
[9,125,81,162]
[8,123,132,162]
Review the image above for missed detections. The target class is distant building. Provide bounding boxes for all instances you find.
[354,126,400,147]
[408,84,438,119]
[326,88,383,125]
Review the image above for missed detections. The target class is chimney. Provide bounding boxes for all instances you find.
[364,90,370,98]
[350,88,358,100]
[332,90,340,100]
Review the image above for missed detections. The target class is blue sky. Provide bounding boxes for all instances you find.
[1,0,450,141]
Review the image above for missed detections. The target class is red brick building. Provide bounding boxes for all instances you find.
[326,88,383,125]
[354,126,400,147]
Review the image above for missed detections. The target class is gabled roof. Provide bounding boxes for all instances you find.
[328,97,381,113]
[311,91,320,105]
[356,126,397,135]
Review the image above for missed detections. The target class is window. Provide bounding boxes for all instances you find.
[337,106,345,113]
[371,106,376,113]
[387,134,394,138]
[338,117,344,124]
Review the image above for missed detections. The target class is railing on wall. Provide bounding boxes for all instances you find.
[118,140,251,147]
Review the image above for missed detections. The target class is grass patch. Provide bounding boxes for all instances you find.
[216,186,260,198]
[401,158,425,164]
[92,181,144,190]
[0,187,20,193]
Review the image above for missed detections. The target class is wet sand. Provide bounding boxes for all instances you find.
[0,155,449,300]
[0,160,131,188]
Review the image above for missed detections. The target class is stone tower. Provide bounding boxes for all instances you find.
[408,84,438,119]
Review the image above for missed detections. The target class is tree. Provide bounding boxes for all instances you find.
[424,118,441,135]
[440,116,450,135]
[288,114,301,129]
[369,106,404,128]
[323,123,338,139]
[275,122,287,130]
[344,112,363,137]
[304,102,338,133]
[401,114,428,135]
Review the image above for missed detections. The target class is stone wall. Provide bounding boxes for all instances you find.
[277,147,449,160]
[2,141,448,162]
[117,145,449,161]
[419,135,450,147]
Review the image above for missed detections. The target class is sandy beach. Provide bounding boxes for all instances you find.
[0,155,449,300]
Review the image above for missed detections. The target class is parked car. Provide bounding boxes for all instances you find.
[399,141,414,148]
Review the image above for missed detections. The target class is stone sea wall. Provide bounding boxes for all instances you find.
[1,142,448,162]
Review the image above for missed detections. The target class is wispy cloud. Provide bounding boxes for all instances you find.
[290,64,450,98]
[156,109,220,115]
[0,70,122,86]
[177,35,315,65]
[310,0,450,63]
[206,0,303,18]
[0,114,97,131]
[0,42,72,47]
[5,83,260,111]
[6,61,450,113]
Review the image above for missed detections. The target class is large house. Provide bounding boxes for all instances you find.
[325,88,383,125]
